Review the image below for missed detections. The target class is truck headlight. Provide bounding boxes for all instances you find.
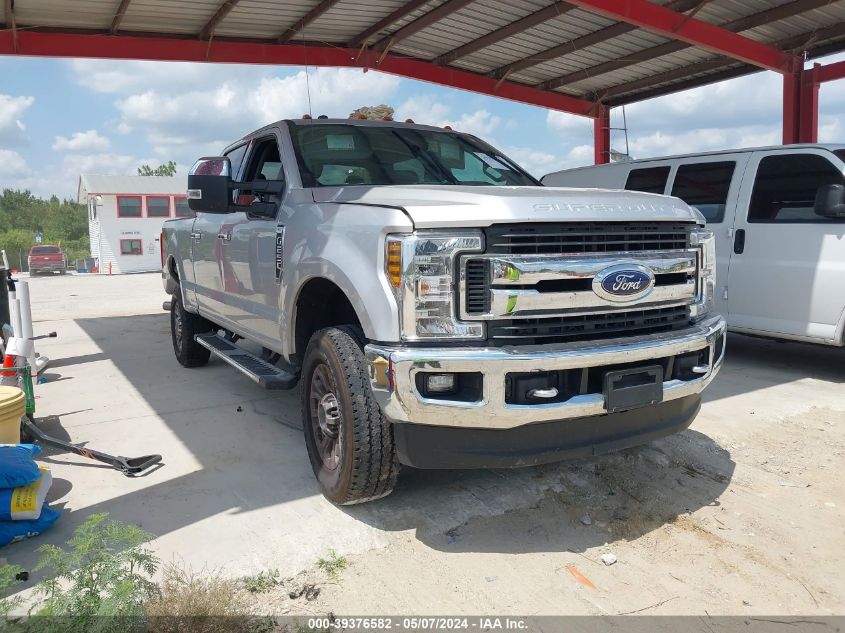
[386,231,483,341]
[691,228,716,321]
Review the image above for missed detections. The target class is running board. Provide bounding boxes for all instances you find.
[194,334,297,390]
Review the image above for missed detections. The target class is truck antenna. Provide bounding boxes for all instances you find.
[302,29,314,119]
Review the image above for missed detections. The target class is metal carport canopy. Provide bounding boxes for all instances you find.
[3,0,845,161]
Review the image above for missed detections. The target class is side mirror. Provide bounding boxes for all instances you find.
[187,157,233,214]
[814,183,845,219]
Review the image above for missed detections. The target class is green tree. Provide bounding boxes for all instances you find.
[0,189,91,266]
[137,161,177,177]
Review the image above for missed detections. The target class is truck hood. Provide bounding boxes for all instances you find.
[311,185,699,228]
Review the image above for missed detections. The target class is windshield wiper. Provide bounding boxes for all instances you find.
[391,131,458,185]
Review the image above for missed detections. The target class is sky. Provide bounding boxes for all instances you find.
[1,51,845,199]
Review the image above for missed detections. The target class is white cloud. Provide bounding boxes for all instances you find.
[395,95,450,125]
[69,59,267,95]
[441,109,501,137]
[111,67,401,166]
[503,146,559,178]
[547,110,592,135]
[251,68,400,123]
[61,152,138,176]
[0,150,29,177]
[819,115,843,143]
[0,94,34,145]
[52,129,111,152]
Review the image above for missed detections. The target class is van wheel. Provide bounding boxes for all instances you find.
[301,326,399,505]
[170,292,213,368]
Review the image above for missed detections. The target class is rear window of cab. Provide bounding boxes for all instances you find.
[30,246,60,254]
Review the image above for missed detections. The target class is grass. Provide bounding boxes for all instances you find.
[241,569,282,594]
[144,563,251,633]
[315,550,348,582]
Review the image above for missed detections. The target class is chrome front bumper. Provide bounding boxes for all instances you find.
[365,314,726,430]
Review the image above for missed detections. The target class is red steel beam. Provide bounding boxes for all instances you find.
[817,59,845,83]
[783,65,801,144]
[565,0,796,73]
[783,62,820,144]
[594,105,610,165]
[0,30,598,117]
[799,64,819,143]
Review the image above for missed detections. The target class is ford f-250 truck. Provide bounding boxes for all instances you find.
[162,118,726,505]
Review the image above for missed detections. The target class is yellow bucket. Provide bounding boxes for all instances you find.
[0,386,25,444]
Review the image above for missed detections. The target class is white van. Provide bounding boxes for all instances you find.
[543,145,845,347]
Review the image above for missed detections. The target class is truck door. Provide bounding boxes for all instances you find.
[192,142,249,324]
[727,149,845,342]
[666,154,749,318]
[217,135,286,348]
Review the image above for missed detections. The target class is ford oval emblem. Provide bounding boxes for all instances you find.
[592,264,655,302]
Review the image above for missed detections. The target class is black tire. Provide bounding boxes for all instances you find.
[301,326,399,505]
[170,292,214,368]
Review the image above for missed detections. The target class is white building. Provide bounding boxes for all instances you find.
[77,174,190,274]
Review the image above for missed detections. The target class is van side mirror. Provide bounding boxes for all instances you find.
[187,157,233,213]
[814,183,845,219]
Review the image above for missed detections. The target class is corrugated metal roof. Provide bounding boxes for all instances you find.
[5,0,845,110]
[78,175,188,200]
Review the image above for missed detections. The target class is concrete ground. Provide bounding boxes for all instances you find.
[5,271,844,616]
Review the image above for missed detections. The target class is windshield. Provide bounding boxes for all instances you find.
[288,123,540,188]
[31,246,60,254]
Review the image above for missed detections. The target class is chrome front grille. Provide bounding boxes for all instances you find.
[485,222,693,255]
[487,306,691,345]
[461,222,698,344]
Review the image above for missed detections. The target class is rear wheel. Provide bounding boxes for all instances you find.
[170,292,214,368]
[301,326,399,505]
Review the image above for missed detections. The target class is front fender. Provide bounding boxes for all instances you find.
[281,201,413,358]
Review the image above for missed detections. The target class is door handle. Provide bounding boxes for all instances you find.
[733,228,746,254]
[217,232,232,242]
[190,232,202,241]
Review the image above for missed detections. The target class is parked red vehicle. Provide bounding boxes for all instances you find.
[28,245,66,275]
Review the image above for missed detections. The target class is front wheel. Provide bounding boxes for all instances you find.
[301,326,399,505]
[170,292,214,368]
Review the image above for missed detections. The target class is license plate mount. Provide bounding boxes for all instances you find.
[603,365,664,413]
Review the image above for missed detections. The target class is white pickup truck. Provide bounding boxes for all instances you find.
[162,118,726,504]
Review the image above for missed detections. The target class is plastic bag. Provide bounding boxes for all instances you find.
[0,504,60,547]
[0,444,42,488]
[0,467,52,520]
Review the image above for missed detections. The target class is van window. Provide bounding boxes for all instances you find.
[671,161,735,223]
[625,166,670,194]
[749,154,845,223]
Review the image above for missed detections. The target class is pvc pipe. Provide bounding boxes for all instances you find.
[16,282,37,375]
[8,291,20,338]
